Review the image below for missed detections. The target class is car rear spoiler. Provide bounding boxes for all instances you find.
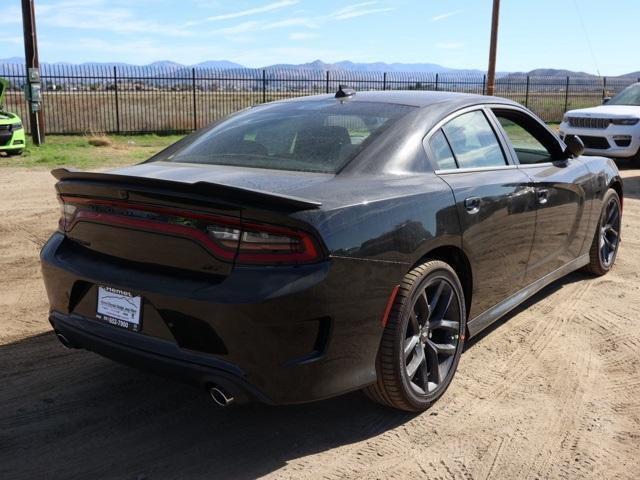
[51,168,322,211]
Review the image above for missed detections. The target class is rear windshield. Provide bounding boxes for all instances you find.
[608,83,640,106]
[159,100,415,173]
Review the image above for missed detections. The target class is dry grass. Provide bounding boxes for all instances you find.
[3,90,605,135]
[0,134,184,169]
[87,136,112,147]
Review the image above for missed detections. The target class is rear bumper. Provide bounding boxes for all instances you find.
[41,233,407,405]
[49,311,267,404]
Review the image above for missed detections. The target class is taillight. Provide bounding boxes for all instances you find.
[58,196,322,265]
[234,223,319,264]
[57,196,77,232]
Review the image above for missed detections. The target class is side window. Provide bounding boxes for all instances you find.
[442,110,507,169]
[495,115,553,164]
[429,130,457,170]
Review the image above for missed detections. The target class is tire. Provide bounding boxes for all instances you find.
[365,260,467,412]
[583,188,622,276]
[6,149,24,156]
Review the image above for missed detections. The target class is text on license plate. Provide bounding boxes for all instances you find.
[96,286,142,331]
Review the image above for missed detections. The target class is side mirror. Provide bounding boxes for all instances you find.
[603,97,611,104]
[564,134,584,158]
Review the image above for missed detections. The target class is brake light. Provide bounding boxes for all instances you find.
[235,223,319,264]
[57,196,77,232]
[58,196,322,265]
[205,221,320,263]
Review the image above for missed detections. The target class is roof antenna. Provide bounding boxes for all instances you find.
[335,85,356,99]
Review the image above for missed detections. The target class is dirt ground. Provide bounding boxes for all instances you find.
[1,165,639,480]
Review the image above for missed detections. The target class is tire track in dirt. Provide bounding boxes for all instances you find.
[2,168,640,480]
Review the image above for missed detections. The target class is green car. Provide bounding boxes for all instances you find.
[0,78,26,156]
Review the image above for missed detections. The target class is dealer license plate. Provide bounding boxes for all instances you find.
[96,286,142,331]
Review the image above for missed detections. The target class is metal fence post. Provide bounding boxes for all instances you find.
[6,62,625,134]
[192,68,197,130]
[113,66,120,134]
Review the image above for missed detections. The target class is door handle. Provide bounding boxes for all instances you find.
[464,196,481,214]
[537,189,549,205]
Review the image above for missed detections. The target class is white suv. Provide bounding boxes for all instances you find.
[559,82,640,162]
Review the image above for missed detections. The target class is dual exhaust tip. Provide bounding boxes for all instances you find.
[209,386,235,407]
[55,330,237,408]
[56,332,76,349]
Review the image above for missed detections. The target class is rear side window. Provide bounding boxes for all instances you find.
[429,130,457,170]
[442,110,507,169]
[160,101,415,173]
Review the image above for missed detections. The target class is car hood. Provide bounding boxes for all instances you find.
[0,111,20,123]
[566,105,640,118]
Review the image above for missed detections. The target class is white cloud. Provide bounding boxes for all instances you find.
[431,10,462,22]
[216,21,263,35]
[0,4,22,24]
[0,37,23,45]
[329,2,395,21]
[186,0,299,26]
[43,37,218,65]
[289,32,320,41]
[37,0,193,37]
[436,42,465,49]
[215,17,317,35]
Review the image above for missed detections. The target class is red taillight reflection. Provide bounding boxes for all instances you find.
[58,196,322,265]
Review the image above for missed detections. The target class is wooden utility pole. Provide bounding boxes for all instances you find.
[486,0,500,96]
[21,0,45,145]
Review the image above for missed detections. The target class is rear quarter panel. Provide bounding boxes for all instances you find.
[293,173,461,266]
[578,156,623,256]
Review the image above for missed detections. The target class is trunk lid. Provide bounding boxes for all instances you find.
[53,166,324,276]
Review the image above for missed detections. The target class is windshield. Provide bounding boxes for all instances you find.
[158,100,415,173]
[608,83,640,106]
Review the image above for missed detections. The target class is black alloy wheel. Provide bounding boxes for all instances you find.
[365,260,466,412]
[585,188,622,275]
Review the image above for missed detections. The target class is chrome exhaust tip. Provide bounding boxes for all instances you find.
[209,386,235,407]
[55,332,74,349]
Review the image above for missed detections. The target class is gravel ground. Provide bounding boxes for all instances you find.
[1,165,639,480]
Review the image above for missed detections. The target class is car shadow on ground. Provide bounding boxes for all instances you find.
[0,331,414,480]
[612,159,640,200]
[464,270,591,350]
[621,176,640,200]
[0,271,606,479]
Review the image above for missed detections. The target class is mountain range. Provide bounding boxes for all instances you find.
[1,57,638,78]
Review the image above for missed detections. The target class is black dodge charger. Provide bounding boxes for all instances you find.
[41,89,623,412]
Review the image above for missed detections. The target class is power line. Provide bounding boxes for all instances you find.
[572,0,601,77]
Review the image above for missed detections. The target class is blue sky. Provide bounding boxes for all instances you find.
[1,0,638,74]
